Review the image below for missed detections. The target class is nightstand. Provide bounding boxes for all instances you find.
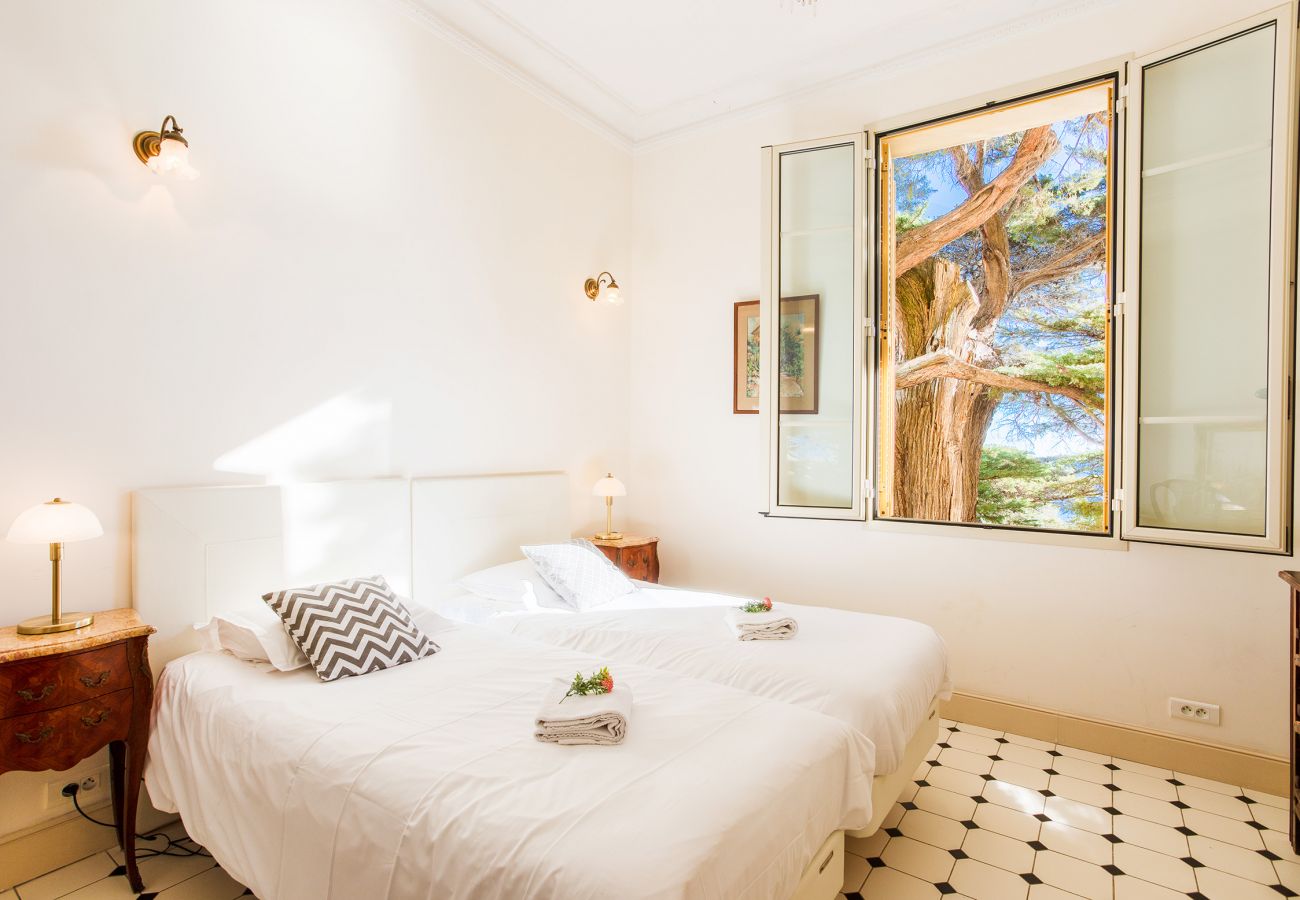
[0,610,155,892]
[591,535,659,583]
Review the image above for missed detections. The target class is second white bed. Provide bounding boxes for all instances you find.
[440,583,952,778]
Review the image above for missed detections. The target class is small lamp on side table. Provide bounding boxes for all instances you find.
[6,498,103,634]
[592,473,626,541]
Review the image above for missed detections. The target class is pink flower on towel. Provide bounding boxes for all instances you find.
[601,673,614,694]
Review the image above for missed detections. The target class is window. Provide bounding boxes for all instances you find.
[876,79,1117,535]
[759,5,1295,552]
[1121,10,1295,552]
[760,134,868,519]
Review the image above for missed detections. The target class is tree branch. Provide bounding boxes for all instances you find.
[895,125,1059,278]
[895,348,1103,424]
[1010,231,1106,299]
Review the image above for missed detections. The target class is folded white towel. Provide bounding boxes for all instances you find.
[534,677,632,745]
[725,609,799,641]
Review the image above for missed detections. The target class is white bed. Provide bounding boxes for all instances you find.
[441,585,951,777]
[134,478,875,900]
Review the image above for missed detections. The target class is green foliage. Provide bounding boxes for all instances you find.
[779,321,805,379]
[977,446,1104,531]
[563,667,614,701]
[995,347,1106,396]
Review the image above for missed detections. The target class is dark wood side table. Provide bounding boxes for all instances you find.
[1279,571,1300,853]
[0,609,155,891]
[592,535,659,583]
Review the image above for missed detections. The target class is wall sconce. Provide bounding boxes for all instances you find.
[132,115,200,181]
[583,271,623,304]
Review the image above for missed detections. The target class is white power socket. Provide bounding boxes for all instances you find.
[44,766,110,810]
[1170,697,1221,726]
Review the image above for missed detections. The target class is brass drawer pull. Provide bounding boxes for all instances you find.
[818,848,835,874]
[81,710,111,728]
[17,684,55,702]
[80,672,111,689]
[16,726,54,744]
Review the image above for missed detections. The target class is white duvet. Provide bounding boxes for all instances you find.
[456,586,952,775]
[146,616,876,900]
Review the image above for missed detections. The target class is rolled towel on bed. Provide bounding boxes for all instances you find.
[534,678,632,745]
[725,609,799,641]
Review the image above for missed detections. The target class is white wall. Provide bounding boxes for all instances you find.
[0,0,630,837]
[626,0,1292,758]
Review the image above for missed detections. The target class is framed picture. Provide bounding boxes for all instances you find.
[732,295,819,415]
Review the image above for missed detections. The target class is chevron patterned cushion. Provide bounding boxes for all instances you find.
[261,575,438,682]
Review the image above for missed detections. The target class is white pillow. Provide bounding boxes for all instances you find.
[521,540,635,611]
[458,559,570,611]
[195,605,308,671]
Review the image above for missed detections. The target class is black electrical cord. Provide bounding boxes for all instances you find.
[64,783,212,859]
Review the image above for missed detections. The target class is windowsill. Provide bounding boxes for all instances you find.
[866,518,1128,550]
[760,510,1129,550]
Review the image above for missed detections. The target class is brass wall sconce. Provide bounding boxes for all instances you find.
[584,271,623,304]
[132,115,200,181]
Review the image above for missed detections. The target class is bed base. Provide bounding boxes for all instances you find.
[791,830,844,900]
[850,699,941,839]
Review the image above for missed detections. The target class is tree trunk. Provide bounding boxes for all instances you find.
[891,258,997,521]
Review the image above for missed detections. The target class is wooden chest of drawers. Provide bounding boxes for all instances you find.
[0,610,155,892]
[591,535,659,583]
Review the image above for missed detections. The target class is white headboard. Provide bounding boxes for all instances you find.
[410,472,569,604]
[134,479,412,670]
[132,472,569,671]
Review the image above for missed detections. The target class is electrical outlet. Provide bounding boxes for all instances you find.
[44,766,109,810]
[1170,697,1220,726]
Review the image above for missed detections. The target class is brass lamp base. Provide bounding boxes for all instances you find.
[594,531,623,541]
[17,612,94,635]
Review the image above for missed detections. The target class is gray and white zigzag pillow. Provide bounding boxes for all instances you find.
[262,575,438,682]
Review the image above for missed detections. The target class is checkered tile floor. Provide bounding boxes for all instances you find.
[837,718,1297,900]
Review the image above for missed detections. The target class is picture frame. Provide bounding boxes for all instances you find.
[733,294,819,415]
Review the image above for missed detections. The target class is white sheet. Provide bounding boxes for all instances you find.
[146,615,876,900]
[450,586,952,775]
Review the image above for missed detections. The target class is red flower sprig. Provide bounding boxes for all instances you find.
[739,597,774,614]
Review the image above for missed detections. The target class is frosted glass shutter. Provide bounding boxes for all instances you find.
[1122,7,1295,552]
[761,134,869,519]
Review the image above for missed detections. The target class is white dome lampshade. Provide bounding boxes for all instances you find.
[7,498,102,635]
[7,498,103,544]
[591,475,627,498]
[592,473,626,541]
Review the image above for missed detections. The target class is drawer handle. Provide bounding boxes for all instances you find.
[818,848,835,874]
[80,672,111,689]
[16,726,54,744]
[17,684,55,702]
[81,710,111,728]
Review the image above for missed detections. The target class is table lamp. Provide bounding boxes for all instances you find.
[592,473,626,541]
[6,498,102,634]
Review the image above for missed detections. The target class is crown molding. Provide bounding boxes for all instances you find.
[387,0,636,151]
[631,0,1125,152]
[392,0,1124,152]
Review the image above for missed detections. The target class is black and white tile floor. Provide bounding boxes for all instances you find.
[838,719,1298,900]
[9,719,1295,900]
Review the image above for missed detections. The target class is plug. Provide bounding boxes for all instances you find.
[61,782,79,798]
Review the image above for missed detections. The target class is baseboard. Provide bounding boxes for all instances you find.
[0,799,175,891]
[942,691,1288,796]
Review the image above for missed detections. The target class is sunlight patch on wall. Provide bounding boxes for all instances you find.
[213,390,393,483]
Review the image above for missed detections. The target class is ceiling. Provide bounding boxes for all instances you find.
[399,0,1118,147]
